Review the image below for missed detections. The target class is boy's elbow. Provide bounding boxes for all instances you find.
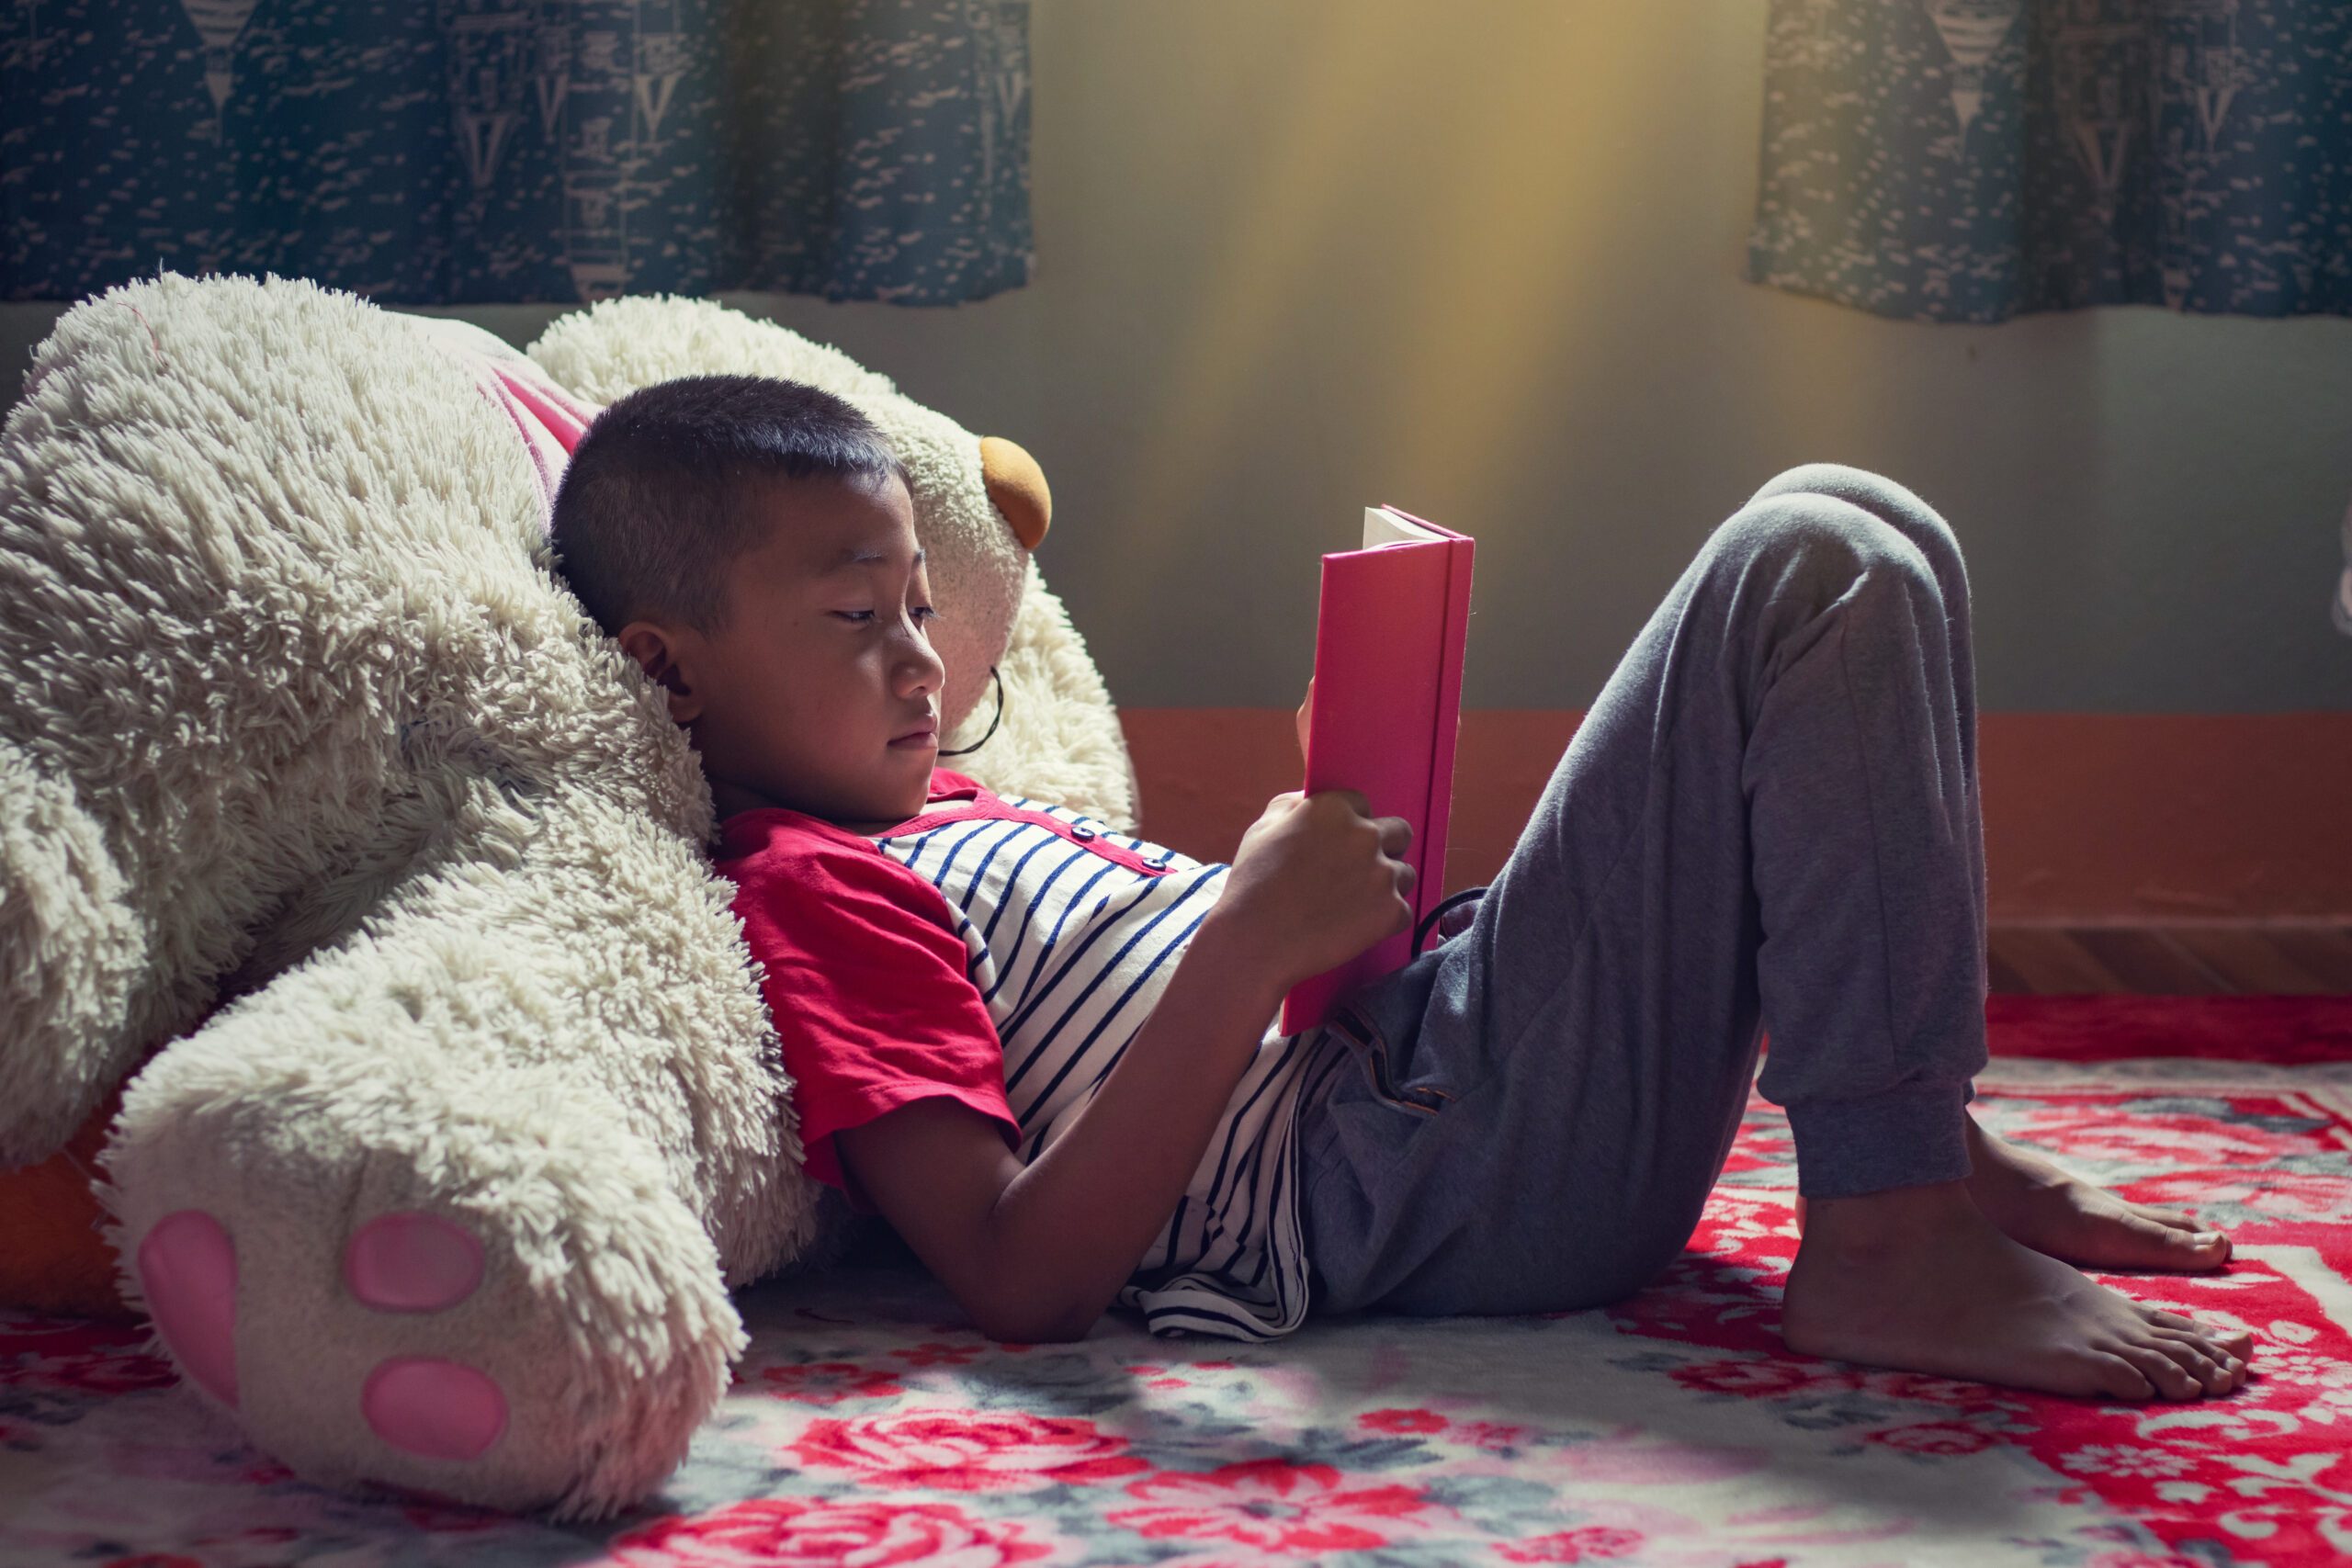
[976,1302,1098,1346]
[972,1285,1103,1346]
[1029,1310,1101,1345]
[1001,1316,1091,1344]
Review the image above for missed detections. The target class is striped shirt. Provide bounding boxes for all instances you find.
[716,769,1351,1340]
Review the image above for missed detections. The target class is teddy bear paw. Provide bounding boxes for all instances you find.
[139,1207,507,1462]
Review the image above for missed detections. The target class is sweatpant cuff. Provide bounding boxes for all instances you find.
[1784,1083,1973,1199]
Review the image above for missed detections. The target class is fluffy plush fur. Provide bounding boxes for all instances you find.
[0,272,1135,1516]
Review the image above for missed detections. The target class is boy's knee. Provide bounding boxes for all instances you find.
[1709,491,1938,608]
[1748,463,1963,581]
[1749,461,1903,513]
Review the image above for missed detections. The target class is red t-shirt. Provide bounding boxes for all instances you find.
[711,772,1022,1213]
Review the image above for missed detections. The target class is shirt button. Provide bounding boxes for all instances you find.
[1070,825,1096,840]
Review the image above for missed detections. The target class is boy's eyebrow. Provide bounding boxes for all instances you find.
[823,546,926,574]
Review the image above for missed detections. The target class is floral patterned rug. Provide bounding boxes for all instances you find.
[4,998,2349,1568]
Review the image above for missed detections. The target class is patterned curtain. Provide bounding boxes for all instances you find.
[1746,1,2350,321]
[0,0,1031,306]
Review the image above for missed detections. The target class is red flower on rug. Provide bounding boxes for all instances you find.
[1495,1525,1646,1562]
[786,1408,1150,1492]
[1121,1363,1191,1390]
[889,1342,986,1369]
[1863,1421,1996,1456]
[1452,1419,1532,1451]
[755,1361,907,1404]
[1668,1357,1849,1400]
[10,1349,177,1396]
[2129,1168,2347,1221]
[605,1498,1054,1567]
[1107,1458,1431,1553]
[1851,1369,2015,1409]
[1358,1407,1447,1433]
[1997,1103,2301,1168]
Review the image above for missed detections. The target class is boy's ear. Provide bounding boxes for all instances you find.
[616,619,707,725]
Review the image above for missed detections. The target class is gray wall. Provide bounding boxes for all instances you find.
[8,0,2350,713]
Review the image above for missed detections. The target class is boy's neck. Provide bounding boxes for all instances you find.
[710,773,935,835]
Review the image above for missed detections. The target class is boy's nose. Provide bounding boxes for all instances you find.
[899,641,945,692]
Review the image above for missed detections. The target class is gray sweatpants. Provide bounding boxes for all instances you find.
[1295,463,1991,1317]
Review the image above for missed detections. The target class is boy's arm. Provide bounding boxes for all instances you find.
[837,908,1285,1343]
[837,787,1413,1344]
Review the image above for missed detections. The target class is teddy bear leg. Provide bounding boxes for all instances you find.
[106,1025,743,1519]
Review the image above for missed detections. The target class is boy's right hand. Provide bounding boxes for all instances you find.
[1213,789,1415,989]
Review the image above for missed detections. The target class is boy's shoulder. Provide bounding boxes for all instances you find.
[713,809,963,959]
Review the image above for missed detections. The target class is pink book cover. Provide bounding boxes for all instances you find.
[1279,506,1476,1036]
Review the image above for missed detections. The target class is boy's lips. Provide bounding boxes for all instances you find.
[890,720,938,747]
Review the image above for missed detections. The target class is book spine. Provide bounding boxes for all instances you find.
[1419,536,1475,926]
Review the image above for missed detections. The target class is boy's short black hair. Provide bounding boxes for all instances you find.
[548,374,907,638]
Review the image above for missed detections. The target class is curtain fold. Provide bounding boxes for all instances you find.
[1746,0,2350,322]
[1,0,1031,306]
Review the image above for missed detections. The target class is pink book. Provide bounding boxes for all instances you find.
[1279,505,1476,1036]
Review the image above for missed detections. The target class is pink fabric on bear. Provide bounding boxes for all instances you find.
[136,1210,239,1406]
[401,315,604,533]
[478,362,599,528]
[344,1212,484,1314]
[362,1357,509,1461]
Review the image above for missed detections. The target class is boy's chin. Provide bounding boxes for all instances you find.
[883,759,937,808]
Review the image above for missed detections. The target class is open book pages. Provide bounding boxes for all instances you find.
[1364,504,1451,549]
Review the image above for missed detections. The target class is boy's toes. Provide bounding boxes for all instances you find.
[2117,1343,2203,1401]
[2153,1220,2230,1268]
[2086,1210,2231,1272]
[2141,1306,2255,1361]
[2172,1333,2250,1391]
[2087,1350,2155,1403]
[2149,1333,2237,1395]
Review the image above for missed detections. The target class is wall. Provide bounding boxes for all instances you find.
[6,0,2348,915]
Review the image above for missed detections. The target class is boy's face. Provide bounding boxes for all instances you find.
[618,471,946,831]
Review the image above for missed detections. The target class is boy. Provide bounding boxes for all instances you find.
[548,375,2254,1402]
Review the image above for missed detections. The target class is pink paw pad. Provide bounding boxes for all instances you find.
[343,1213,484,1314]
[362,1358,509,1461]
[136,1210,240,1406]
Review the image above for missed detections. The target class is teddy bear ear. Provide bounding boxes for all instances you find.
[978,435,1051,551]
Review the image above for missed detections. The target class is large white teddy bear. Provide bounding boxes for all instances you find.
[0,271,1136,1516]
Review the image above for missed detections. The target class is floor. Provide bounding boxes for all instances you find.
[1987,922,2352,994]
[14,1015,2348,1567]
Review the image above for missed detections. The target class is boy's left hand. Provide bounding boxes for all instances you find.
[1295,678,1313,765]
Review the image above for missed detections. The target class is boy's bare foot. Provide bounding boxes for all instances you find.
[1781,1181,2253,1401]
[1961,1115,2233,1273]
[1791,1117,2233,1274]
